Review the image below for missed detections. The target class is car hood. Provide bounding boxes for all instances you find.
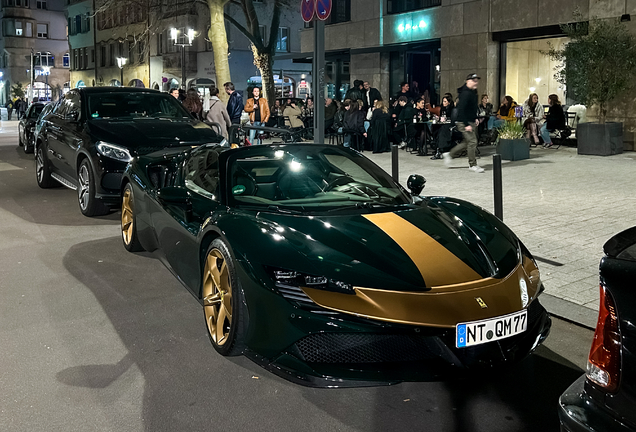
[87,118,221,153]
[225,197,521,292]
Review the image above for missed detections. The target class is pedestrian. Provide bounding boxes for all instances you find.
[205,87,232,139]
[182,88,204,121]
[224,82,244,125]
[443,73,484,173]
[243,87,270,145]
[18,97,27,119]
[5,98,14,120]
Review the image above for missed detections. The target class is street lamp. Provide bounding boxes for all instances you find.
[42,66,50,101]
[170,28,196,90]
[116,57,127,87]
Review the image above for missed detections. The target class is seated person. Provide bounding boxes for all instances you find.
[368,100,392,154]
[392,96,417,149]
[477,94,493,137]
[522,92,544,145]
[283,101,304,129]
[490,96,517,129]
[540,94,566,148]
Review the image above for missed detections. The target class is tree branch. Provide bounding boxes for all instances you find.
[223,12,261,47]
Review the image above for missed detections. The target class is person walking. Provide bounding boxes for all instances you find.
[224,82,244,124]
[443,73,484,173]
[206,87,232,139]
[244,87,270,145]
[5,99,14,120]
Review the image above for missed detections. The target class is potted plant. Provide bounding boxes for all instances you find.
[545,16,636,156]
[495,122,529,161]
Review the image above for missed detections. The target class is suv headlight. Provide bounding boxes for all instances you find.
[96,142,133,162]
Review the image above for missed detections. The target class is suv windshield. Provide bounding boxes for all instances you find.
[87,92,191,120]
[227,145,411,213]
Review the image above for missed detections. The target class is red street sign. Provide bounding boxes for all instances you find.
[315,0,332,20]
[301,0,316,22]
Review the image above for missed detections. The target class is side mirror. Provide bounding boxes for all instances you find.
[407,174,426,196]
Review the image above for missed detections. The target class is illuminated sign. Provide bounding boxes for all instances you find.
[397,19,428,33]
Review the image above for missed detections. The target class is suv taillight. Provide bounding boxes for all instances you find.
[586,284,621,392]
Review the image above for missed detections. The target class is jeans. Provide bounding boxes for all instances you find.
[488,117,505,130]
[249,121,263,145]
[540,123,551,144]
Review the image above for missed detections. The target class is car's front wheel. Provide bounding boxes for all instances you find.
[77,159,109,217]
[202,239,247,356]
[35,144,57,188]
[121,183,144,252]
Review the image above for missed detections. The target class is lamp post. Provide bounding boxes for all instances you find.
[42,66,50,101]
[116,57,127,87]
[170,28,195,89]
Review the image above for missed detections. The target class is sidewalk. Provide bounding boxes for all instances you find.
[364,144,636,328]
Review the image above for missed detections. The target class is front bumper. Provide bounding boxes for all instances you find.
[559,375,635,432]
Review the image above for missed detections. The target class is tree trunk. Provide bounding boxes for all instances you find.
[208,0,232,103]
[599,102,606,124]
[251,45,275,108]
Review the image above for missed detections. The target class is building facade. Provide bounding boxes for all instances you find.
[0,0,70,104]
[300,0,636,148]
[67,1,311,100]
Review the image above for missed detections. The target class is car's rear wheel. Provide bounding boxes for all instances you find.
[36,143,57,188]
[78,159,109,217]
[202,239,247,356]
[121,183,144,252]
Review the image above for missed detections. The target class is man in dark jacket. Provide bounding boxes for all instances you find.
[443,73,484,173]
[392,96,417,149]
[344,80,364,104]
[395,82,414,104]
[224,82,244,124]
[363,81,382,112]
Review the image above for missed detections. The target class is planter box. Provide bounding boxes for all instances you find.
[496,138,529,161]
[577,122,623,156]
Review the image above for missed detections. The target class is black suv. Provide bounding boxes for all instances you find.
[35,87,223,216]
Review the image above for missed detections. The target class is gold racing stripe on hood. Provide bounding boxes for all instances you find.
[363,212,482,287]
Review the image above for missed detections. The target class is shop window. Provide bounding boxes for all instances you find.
[387,0,441,14]
[63,53,70,67]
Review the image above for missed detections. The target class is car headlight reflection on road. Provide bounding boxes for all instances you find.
[96,142,133,162]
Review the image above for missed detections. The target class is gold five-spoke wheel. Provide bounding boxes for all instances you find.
[121,188,134,246]
[203,249,233,347]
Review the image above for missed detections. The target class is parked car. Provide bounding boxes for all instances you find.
[32,102,55,153]
[18,102,46,154]
[559,227,636,431]
[35,87,224,216]
[119,143,551,387]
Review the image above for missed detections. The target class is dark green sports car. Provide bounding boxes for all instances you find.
[120,144,551,387]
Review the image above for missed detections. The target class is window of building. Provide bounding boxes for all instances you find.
[109,43,115,66]
[83,48,88,68]
[63,53,70,67]
[26,22,32,37]
[387,0,441,14]
[36,51,54,66]
[36,0,46,9]
[78,48,83,69]
[158,32,163,54]
[37,23,48,38]
[128,41,135,64]
[137,40,145,61]
[90,48,94,64]
[276,27,289,52]
[3,0,29,7]
[84,13,90,32]
[100,45,106,67]
[73,49,78,70]
[15,21,22,36]
[75,15,82,33]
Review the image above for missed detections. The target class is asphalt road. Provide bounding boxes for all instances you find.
[0,124,593,432]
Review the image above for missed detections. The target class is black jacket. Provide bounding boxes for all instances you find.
[343,109,365,134]
[365,88,382,109]
[344,87,364,103]
[226,91,244,121]
[546,105,566,130]
[456,84,478,124]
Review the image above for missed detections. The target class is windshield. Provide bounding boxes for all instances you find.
[87,92,191,120]
[226,145,411,213]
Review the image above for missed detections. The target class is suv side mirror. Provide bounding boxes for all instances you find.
[407,174,426,196]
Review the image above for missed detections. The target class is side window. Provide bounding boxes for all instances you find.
[66,91,81,116]
[52,99,67,117]
[184,150,220,199]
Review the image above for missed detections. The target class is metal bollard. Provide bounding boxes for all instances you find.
[493,154,503,220]
[391,144,399,183]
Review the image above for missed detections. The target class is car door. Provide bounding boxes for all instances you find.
[54,91,85,180]
[44,99,70,175]
[151,149,222,293]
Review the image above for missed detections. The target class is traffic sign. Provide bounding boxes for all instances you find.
[315,0,331,20]
[301,0,315,23]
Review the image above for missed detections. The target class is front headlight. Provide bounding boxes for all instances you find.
[96,142,133,162]
[271,268,354,294]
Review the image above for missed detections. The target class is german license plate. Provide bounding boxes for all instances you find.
[456,310,527,348]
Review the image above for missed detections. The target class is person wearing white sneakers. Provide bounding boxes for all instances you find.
[443,73,484,173]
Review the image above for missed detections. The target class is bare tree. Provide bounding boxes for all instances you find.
[224,0,293,105]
